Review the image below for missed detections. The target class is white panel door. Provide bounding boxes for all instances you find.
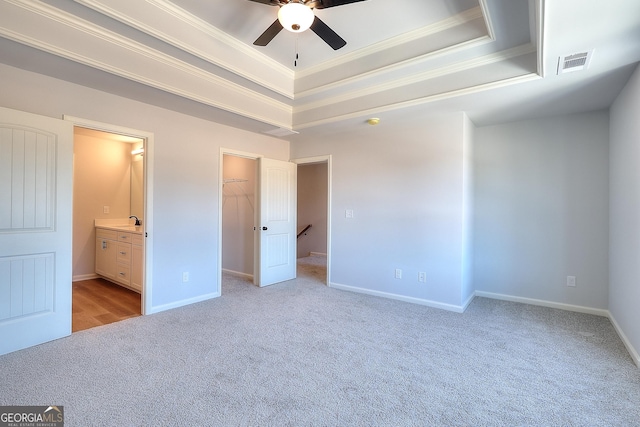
[0,107,73,355]
[255,158,296,287]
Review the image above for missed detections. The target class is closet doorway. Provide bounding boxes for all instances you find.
[219,150,298,290]
[221,154,257,281]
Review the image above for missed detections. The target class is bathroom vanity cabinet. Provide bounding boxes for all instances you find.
[95,226,143,293]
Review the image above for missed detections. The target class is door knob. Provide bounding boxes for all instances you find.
[262,226,268,230]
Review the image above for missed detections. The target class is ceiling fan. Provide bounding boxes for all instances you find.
[249,0,368,50]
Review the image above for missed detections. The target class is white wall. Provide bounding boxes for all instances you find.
[290,113,470,310]
[473,111,610,311]
[0,63,289,313]
[609,64,640,366]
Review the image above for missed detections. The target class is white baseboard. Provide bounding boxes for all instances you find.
[474,291,609,317]
[608,313,640,368]
[461,291,475,312]
[329,282,466,313]
[147,291,220,315]
[72,273,99,282]
[222,269,253,280]
[309,252,327,257]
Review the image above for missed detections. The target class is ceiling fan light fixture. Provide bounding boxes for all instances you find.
[278,2,314,33]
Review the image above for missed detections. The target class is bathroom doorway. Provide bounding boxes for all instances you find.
[70,121,150,331]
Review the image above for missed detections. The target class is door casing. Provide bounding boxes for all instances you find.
[64,115,154,315]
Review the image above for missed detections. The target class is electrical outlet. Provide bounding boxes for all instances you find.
[418,272,427,283]
[395,269,402,279]
[566,276,576,287]
[103,205,110,214]
[345,209,354,219]
[182,272,189,283]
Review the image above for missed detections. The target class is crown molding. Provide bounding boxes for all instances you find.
[478,0,496,41]
[295,43,537,114]
[295,35,493,100]
[294,73,541,130]
[74,0,295,98]
[0,0,292,128]
[295,6,486,79]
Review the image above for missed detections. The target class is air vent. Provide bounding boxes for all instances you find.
[263,127,299,137]
[557,51,593,74]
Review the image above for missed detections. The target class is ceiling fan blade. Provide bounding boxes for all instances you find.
[247,0,279,5]
[253,19,284,46]
[307,0,367,9]
[310,16,346,50]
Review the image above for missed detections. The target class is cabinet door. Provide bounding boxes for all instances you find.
[131,244,143,292]
[116,242,131,263]
[115,263,131,286]
[95,238,116,279]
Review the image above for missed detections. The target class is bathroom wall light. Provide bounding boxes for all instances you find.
[131,148,144,156]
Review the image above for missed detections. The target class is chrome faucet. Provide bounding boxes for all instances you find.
[129,215,141,226]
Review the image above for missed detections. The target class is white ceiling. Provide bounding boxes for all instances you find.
[171,0,482,70]
[0,0,639,139]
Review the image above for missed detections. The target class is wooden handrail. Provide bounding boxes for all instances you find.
[297,224,312,239]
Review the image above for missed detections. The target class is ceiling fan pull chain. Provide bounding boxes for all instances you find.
[294,36,299,67]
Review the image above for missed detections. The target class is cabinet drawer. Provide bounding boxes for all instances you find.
[132,234,143,246]
[96,228,117,240]
[116,243,131,263]
[117,232,132,242]
[115,263,130,284]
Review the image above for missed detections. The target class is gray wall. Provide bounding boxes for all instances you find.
[473,111,610,310]
[291,113,471,310]
[609,64,640,366]
[0,63,289,312]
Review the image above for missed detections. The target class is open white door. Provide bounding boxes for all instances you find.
[0,107,73,355]
[255,158,297,287]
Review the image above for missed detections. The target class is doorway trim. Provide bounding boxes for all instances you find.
[64,115,154,315]
[292,155,332,286]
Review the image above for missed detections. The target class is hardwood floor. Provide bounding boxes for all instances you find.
[72,278,141,332]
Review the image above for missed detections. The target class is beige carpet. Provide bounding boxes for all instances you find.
[0,255,638,426]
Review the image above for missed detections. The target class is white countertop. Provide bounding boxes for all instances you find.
[95,219,143,234]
